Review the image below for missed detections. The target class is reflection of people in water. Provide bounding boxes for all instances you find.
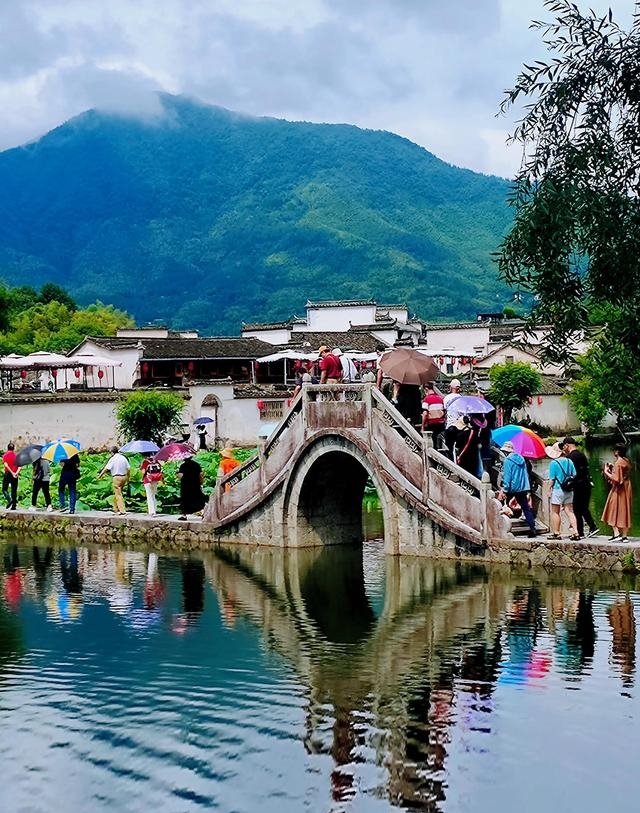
[499,587,545,685]
[555,591,596,676]
[59,549,83,594]
[32,547,53,597]
[172,558,206,634]
[144,553,165,610]
[608,595,636,687]
[3,545,22,610]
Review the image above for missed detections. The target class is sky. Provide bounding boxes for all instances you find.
[0,0,636,178]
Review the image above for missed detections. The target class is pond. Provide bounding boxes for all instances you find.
[1,537,639,812]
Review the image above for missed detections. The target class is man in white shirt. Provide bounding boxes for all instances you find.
[98,446,131,514]
[443,379,463,459]
[333,348,358,383]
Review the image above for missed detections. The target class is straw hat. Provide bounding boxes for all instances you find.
[545,442,563,459]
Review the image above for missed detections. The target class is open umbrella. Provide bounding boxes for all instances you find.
[41,439,81,463]
[119,440,160,454]
[492,425,547,458]
[192,417,214,425]
[448,395,495,415]
[378,348,439,385]
[155,442,197,463]
[15,444,43,467]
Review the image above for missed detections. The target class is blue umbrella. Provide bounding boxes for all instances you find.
[193,416,214,424]
[119,440,160,454]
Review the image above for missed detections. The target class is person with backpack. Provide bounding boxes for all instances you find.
[141,455,163,516]
[546,442,579,540]
[31,457,52,512]
[421,382,446,449]
[498,440,537,537]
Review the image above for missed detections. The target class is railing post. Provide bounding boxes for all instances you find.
[301,384,308,437]
[479,470,491,544]
[422,430,433,503]
[258,438,266,494]
[215,468,224,519]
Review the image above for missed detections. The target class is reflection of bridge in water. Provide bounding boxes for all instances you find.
[205,543,514,809]
[205,384,530,556]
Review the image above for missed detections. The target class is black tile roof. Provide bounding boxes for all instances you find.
[87,335,275,360]
[285,331,384,353]
[305,299,376,308]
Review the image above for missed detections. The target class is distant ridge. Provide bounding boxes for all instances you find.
[0,93,513,334]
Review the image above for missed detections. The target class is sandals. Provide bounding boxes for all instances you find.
[547,533,561,540]
[568,534,581,541]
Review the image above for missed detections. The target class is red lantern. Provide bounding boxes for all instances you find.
[257,400,265,410]
[74,368,81,378]
[142,362,150,376]
[537,396,543,405]
[187,361,195,373]
[472,357,478,365]
[20,370,27,379]
[255,362,260,370]
[439,356,445,365]
[97,369,104,380]
[51,368,57,378]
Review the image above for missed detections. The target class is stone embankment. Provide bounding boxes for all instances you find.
[1,509,639,572]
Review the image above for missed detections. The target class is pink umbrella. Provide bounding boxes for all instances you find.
[154,442,197,462]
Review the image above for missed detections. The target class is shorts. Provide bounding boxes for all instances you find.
[551,488,573,506]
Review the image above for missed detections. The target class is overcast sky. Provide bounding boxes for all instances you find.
[0,0,635,177]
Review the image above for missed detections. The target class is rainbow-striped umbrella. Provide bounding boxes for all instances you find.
[492,425,547,459]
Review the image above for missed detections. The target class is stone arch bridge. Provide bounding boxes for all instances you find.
[204,385,542,556]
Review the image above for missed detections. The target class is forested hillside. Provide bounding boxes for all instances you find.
[0,94,513,334]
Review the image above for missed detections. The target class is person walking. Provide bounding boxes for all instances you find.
[97,446,131,515]
[196,424,208,450]
[421,382,446,449]
[177,454,206,520]
[31,457,53,511]
[562,437,598,538]
[58,455,80,514]
[498,441,537,536]
[318,346,343,384]
[443,379,463,459]
[2,442,20,510]
[546,442,579,540]
[141,456,163,516]
[602,443,633,541]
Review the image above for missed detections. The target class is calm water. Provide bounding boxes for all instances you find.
[1,537,639,813]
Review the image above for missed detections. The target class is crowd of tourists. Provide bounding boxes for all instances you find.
[1,442,240,522]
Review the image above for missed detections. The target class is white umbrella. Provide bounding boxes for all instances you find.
[67,354,123,367]
[25,351,78,368]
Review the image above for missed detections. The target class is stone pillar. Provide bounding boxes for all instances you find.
[422,430,433,504]
[479,470,491,544]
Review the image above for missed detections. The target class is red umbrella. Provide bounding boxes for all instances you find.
[378,348,439,385]
[154,442,197,462]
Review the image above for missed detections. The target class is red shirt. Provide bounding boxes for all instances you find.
[319,353,342,380]
[2,450,19,475]
[422,392,446,426]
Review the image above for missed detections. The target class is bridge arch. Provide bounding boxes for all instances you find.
[283,434,399,552]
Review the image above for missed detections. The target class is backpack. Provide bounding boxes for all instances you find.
[555,461,575,492]
[146,461,163,482]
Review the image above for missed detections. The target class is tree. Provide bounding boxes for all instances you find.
[116,391,186,445]
[39,282,77,311]
[488,362,542,424]
[498,1,640,419]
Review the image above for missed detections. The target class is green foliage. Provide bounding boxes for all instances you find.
[488,361,541,423]
[116,391,187,445]
[0,281,133,354]
[0,95,515,334]
[498,1,640,423]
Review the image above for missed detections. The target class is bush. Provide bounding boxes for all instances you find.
[116,390,186,444]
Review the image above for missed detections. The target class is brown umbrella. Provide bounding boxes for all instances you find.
[378,348,439,385]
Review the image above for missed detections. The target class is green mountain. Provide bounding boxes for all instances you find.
[0,94,513,334]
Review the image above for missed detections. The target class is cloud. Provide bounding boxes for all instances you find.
[0,0,635,176]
